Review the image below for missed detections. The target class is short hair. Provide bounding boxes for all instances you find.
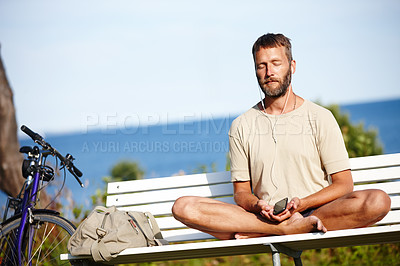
[252,33,293,62]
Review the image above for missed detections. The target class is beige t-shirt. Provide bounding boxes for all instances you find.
[229,99,350,205]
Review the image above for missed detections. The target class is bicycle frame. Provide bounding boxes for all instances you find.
[16,148,43,266]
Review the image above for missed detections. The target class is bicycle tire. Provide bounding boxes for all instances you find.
[0,213,76,266]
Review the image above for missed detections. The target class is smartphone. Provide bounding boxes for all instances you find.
[273,197,288,215]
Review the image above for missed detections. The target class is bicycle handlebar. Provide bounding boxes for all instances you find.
[21,125,43,142]
[21,125,84,187]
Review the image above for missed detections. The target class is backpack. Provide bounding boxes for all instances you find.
[68,206,168,262]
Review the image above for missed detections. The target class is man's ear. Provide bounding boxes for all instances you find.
[291,60,296,74]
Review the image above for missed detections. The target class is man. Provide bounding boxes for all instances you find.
[172,33,391,240]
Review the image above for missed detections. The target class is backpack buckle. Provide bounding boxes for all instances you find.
[96,227,107,238]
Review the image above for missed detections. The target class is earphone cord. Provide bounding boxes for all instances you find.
[259,86,292,143]
[258,86,293,197]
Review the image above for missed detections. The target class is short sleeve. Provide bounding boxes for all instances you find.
[229,118,251,182]
[318,110,350,174]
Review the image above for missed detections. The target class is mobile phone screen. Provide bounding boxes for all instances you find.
[273,197,288,215]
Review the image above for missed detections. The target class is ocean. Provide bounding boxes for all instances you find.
[1,98,400,213]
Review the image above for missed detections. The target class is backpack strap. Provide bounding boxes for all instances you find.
[91,211,116,262]
[127,212,156,246]
[94,205,116,213]
[145,212,169,245]
[91,239,116,262]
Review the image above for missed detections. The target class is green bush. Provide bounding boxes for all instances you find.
[326,104,383,157]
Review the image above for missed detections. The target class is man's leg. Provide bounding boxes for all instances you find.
[233,189,390,239]
[172,196,326,240]
[312,189,391,230]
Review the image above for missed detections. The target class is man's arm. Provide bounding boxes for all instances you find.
[233,181,264,213]
[290,169,354,213]
[234,181,293,221]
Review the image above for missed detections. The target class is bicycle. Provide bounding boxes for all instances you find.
[0,125,84,265]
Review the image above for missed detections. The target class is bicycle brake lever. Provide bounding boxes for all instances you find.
[62,154,84,187]
[70,170,84,188]
[65,154,83,178]
[59,161,84,188]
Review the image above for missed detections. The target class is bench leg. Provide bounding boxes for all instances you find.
[294,257,303,266]
[272,251,281,266]
[267,243,302,266]
[271,251,303,266]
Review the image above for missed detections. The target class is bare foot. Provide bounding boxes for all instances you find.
[234,213,327,239]
[282,213,327,234]
[235,232,270,239]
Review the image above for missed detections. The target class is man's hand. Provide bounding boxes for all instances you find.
[287,197,301,213]
[257,197,304,222]
[233,182,307,223]
[257,199,291,222]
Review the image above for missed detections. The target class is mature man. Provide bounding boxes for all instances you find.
[172,33,391,240]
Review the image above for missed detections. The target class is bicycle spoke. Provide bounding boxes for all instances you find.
[0,230,18,264]
[29,221,50,266]
[39,233,70,265]
[35,222,61,265]
[1,214,75,266]
[30,221,57,265]
[32,223,42,266]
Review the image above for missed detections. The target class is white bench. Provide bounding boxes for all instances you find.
[62,153,400,265]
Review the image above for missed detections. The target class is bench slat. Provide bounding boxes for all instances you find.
[280,225,400,251]
[354,181,400,195]
[116,202,175,216]
[106,154,400,195]
[390,195,400,209]
[116,197,236,216]
[350,153,400,170]
[107,171,231,194]
[157,217,186,230]
[107,183,234,207]
[162,228,213,242]
[352,166,400,183]
[376,210,400,225]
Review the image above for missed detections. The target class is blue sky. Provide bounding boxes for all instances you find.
[1,0,399,135]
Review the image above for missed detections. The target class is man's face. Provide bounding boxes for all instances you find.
[254,46,294,98]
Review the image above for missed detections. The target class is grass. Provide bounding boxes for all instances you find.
[120,243,400,266]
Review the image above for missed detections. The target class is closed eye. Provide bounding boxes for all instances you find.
[272,60,282,66]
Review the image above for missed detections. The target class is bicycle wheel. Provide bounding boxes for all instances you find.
[0,213,76,266]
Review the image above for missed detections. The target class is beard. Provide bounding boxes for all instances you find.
[258,67,292,98]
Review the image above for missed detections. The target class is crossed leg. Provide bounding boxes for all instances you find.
[172,196,326,240]
[233,189,391,239]
[312,189,391,230]
[172,189,390,240]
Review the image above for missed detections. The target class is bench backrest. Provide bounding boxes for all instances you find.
[106,153,400,243]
